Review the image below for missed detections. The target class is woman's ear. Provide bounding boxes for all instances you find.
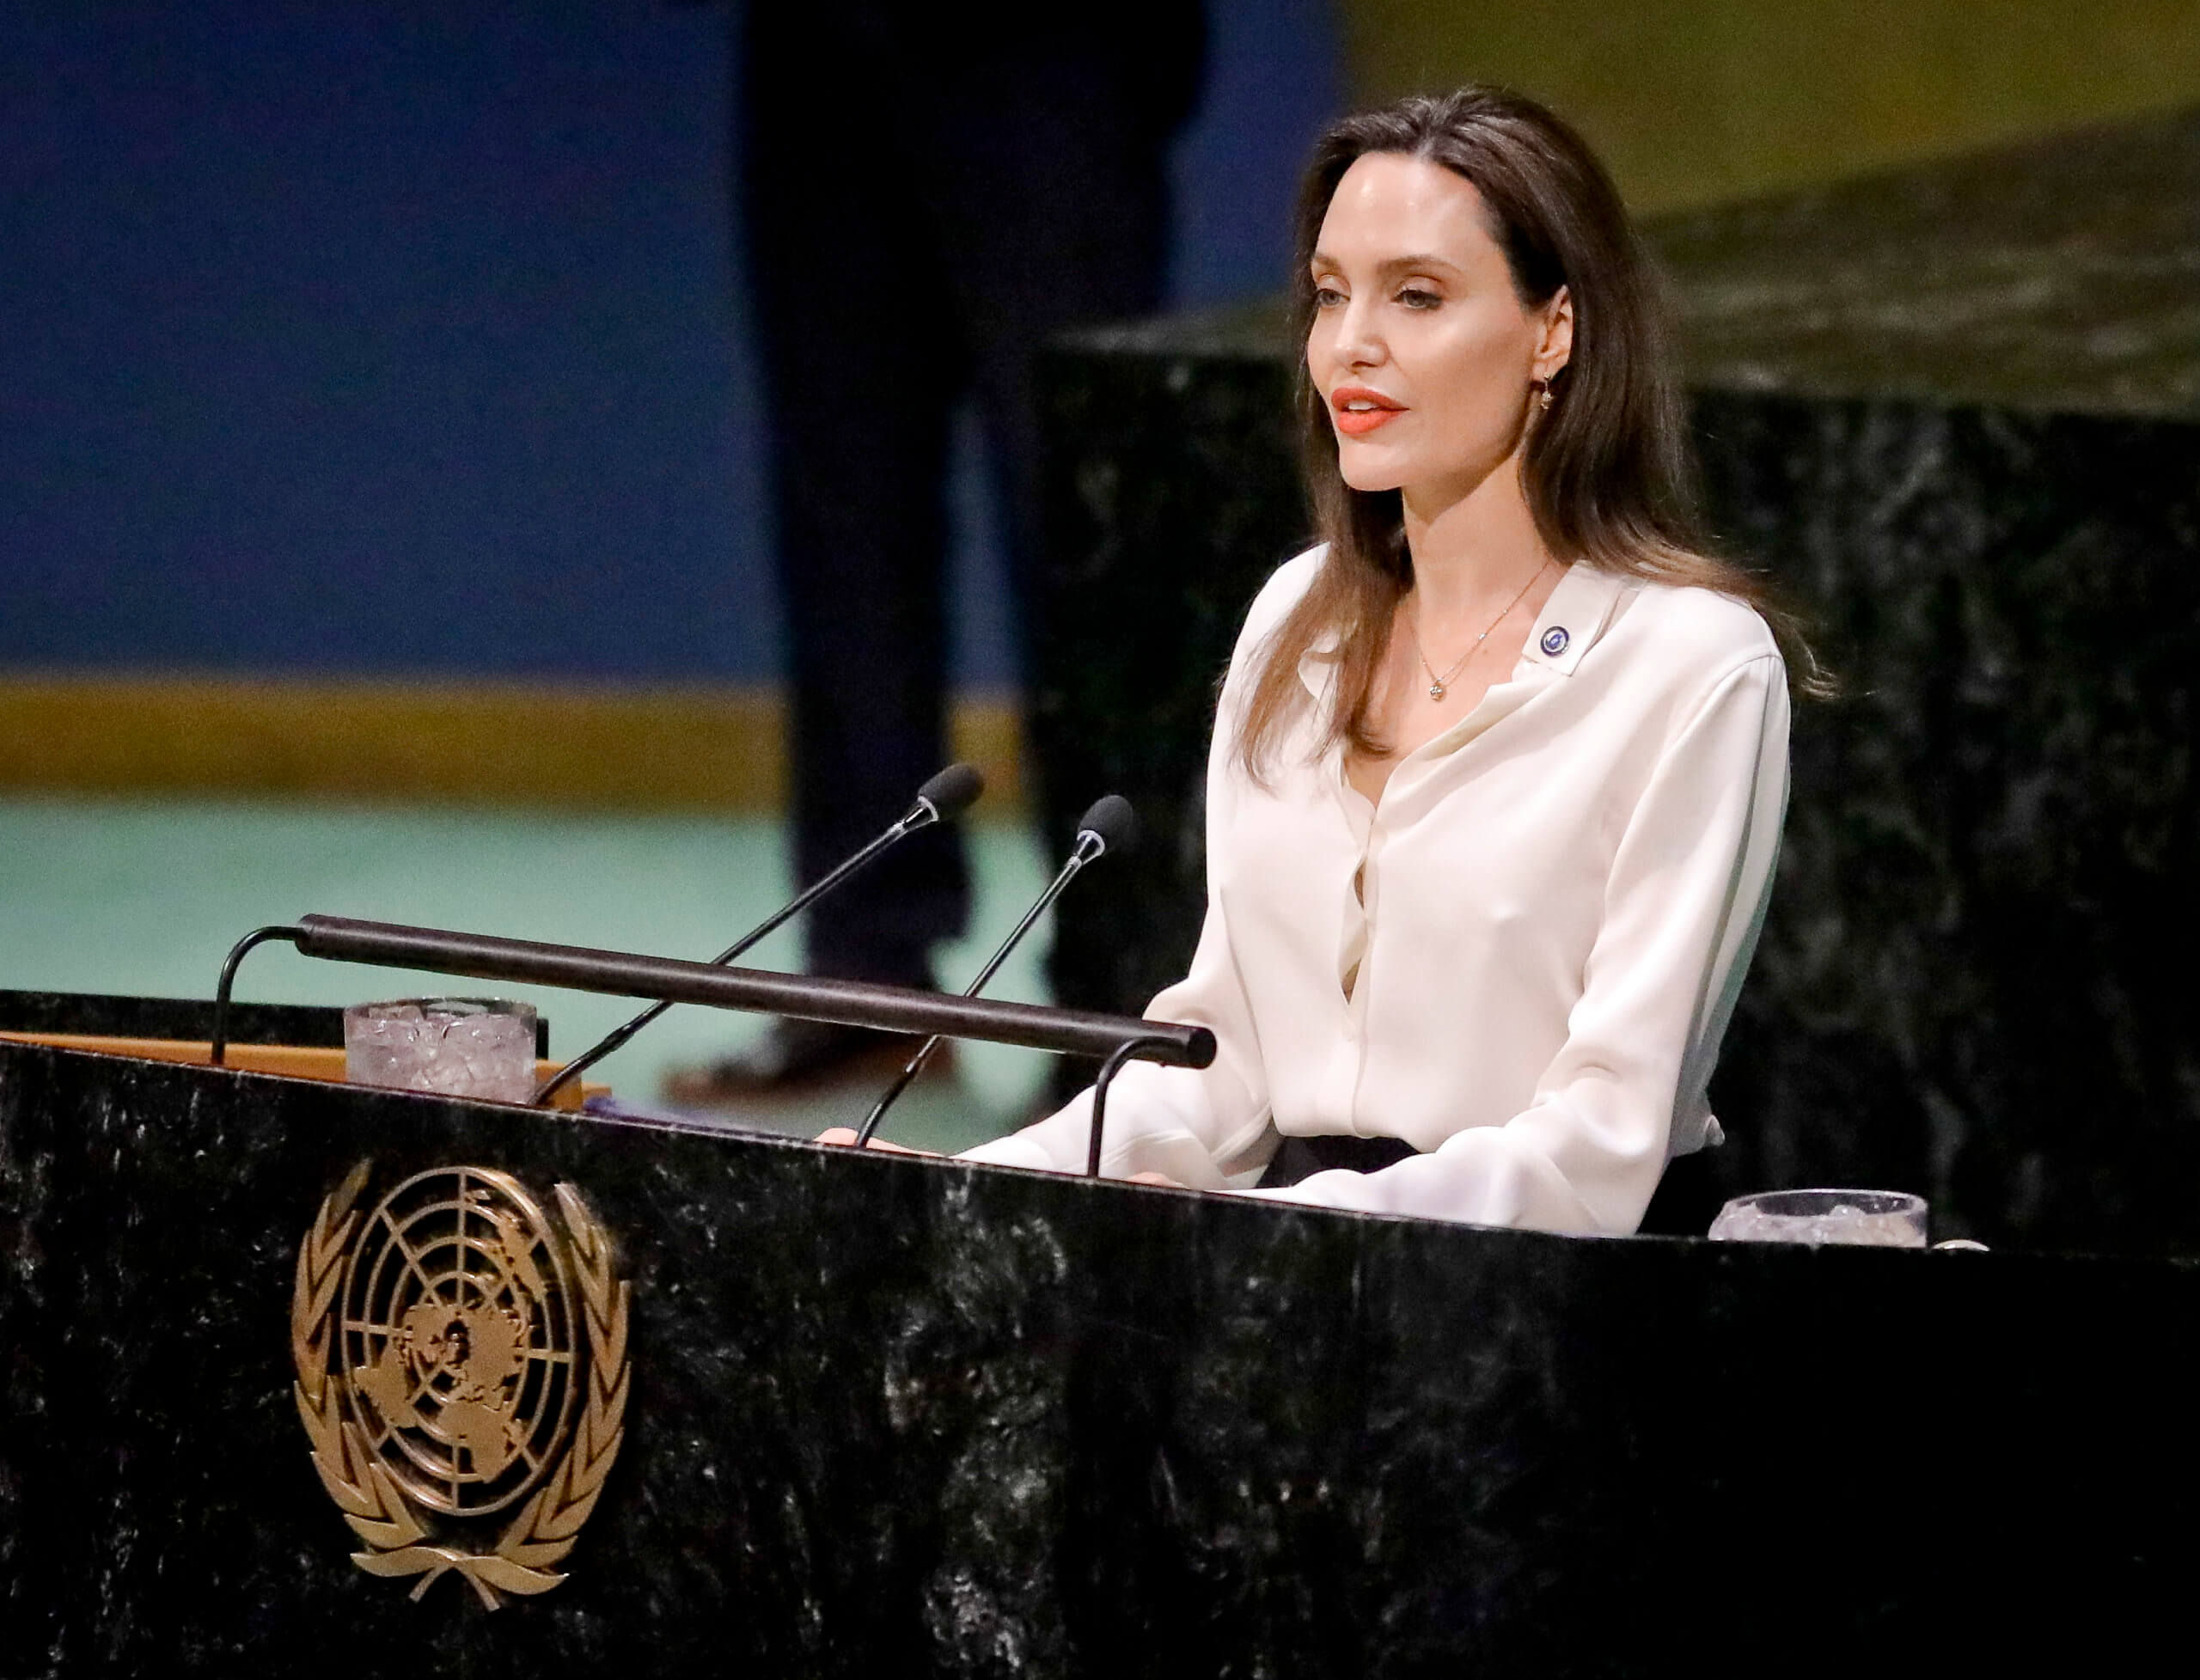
[1535,285,1574,382]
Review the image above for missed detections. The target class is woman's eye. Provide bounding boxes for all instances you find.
[1312,284,1346,308]
[1396,287,1441,310]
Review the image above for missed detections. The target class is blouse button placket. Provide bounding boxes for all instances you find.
[1344,824,1384,1045]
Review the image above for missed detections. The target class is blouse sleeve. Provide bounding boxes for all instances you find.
[955,557,1330,1187]
[1242,651,1791,1233]
[956,897,1274,1188]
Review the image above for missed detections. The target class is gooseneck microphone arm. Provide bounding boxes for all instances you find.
[208,924,309,1067]
[530,762,984,1105]
[851,794,1138,1150]
[1086,1032,1183,1177]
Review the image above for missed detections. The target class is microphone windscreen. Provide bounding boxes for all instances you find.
[1075,793,1138,857]
[918,762,986,819]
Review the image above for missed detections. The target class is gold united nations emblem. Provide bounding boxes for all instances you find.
[291,1162,630,1608]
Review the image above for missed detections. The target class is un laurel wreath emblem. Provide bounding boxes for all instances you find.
[290,1163,630,1608]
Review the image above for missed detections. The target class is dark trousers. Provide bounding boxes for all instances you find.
[738,18,1187,984]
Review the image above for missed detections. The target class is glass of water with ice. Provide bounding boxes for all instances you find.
[344,998,539,1104]
[1708,1188,1928,1249]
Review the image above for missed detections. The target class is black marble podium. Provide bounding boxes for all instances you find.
[4,1032,2196,1676]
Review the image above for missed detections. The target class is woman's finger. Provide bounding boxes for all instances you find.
[815,1127,933,1156]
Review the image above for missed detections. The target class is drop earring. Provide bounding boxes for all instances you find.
[1534,376,1555,411]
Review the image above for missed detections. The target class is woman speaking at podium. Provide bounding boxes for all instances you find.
[958,87,1796,1234]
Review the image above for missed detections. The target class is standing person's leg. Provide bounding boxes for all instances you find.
[914,51,1186,1082]
[687,23,970,1093]
[921,52,1178,660]
[914,60,1179,677]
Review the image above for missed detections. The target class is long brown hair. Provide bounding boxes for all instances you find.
[1238,85,1817,779]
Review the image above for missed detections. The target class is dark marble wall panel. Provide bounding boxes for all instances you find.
[7,1043,2198,1672]
[1030,335,2200,1255]
[1694,392,2200,1252]
[1649,106,2200,419]
[1032,338,1306,1047]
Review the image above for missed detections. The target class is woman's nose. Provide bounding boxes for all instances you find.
[1335,297,1385,368]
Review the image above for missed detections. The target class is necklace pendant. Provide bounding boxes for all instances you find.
[1427,681,1445,701]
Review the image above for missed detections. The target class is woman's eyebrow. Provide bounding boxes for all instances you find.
[1374,254,1462,278]
[1308,251,1464,278]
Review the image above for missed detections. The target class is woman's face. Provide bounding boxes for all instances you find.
[1305,152,1571,504]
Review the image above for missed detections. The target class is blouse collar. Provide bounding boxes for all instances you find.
[1519,562,1630,676]
[1295,559,1633,700]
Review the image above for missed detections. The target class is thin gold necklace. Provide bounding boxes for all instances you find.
[1410,559,1551,701]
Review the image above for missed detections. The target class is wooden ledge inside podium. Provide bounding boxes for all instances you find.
[0,1029,602,1109]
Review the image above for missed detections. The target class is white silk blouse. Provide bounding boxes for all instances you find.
[962,547,1791,1235]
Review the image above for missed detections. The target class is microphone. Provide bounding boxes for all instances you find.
[533,762,985,1104]
[851,793,1137,1148]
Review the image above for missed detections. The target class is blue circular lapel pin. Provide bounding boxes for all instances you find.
[1540,626,1570,657]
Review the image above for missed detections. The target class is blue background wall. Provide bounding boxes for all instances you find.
[1,2,1339,687]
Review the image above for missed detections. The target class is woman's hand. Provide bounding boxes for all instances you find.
[813,1127,936,1156]
[1129,1170,1188,1188]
